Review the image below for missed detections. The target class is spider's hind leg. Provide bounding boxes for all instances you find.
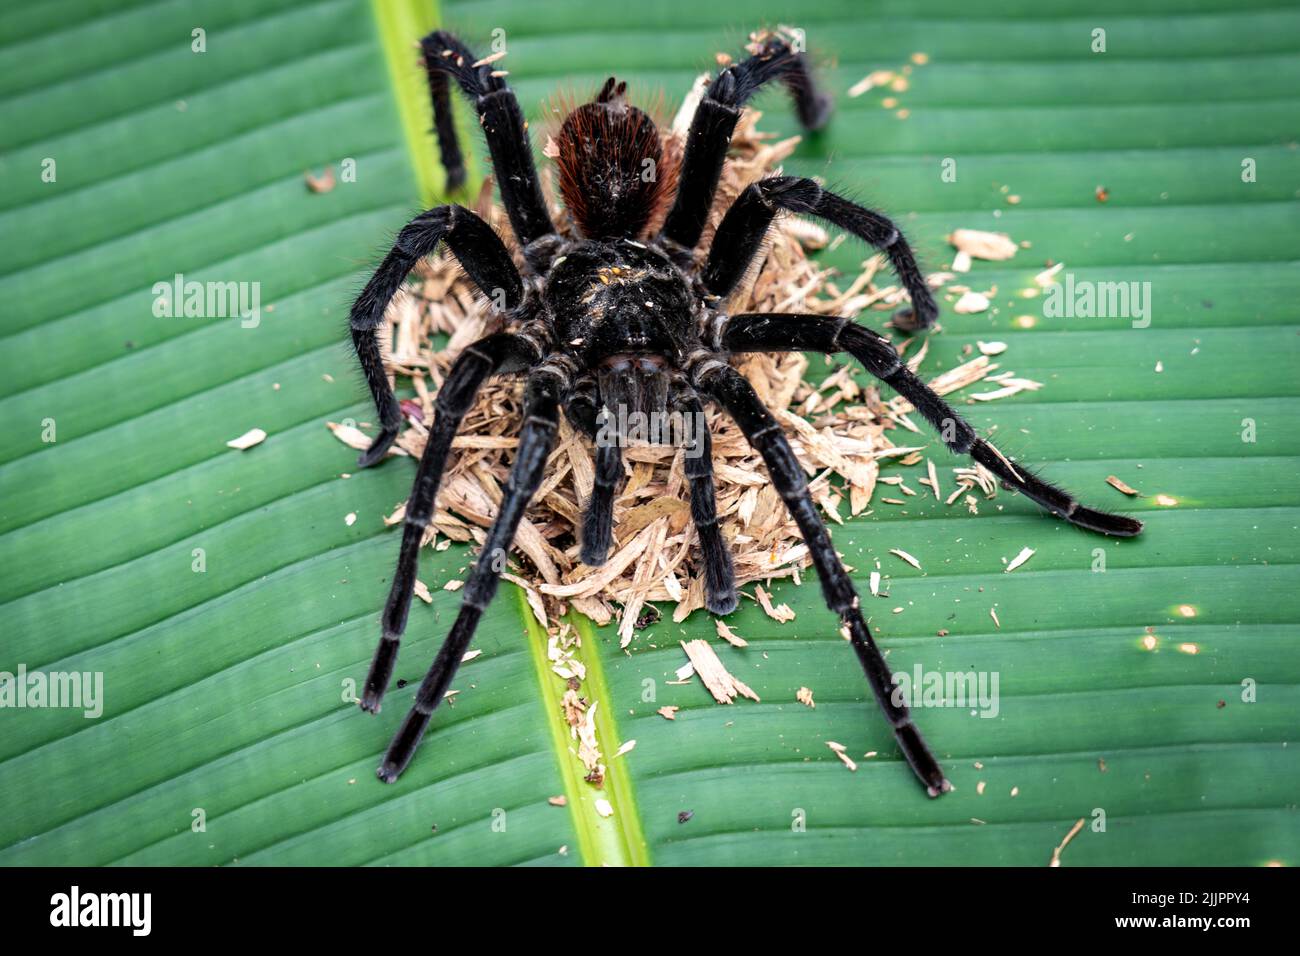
[694,358,948,796]
[719,312,1143,537]
[565,376,623,567]
[671,381,737,615]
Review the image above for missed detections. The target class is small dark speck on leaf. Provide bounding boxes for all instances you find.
[396,678,409,689]
[678,810,694,824]
[1217,699,1226,709]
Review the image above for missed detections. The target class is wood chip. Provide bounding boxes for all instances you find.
[1004,547,1035,573]
[1049,818,1086,867]
[226,427,266,450]
[715,619,748,647]
[755,585,795,622]
[680,639,760,705]
[796,687,815,708]
[1106,475,1141,496]
[889,548,922,570]
[949,228,1018,261]
[826,740,857,771]
[657,706,679,720]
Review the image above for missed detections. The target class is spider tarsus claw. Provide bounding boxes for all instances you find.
[804,94,834,131]
[706,590,739,616]
[926,777,954,799]
[357,429,399,469]
[579,542,609,567]
[891,305,935,333]
[1072,506,1144,538]
[358,690,383,714]
[376,764,400,784]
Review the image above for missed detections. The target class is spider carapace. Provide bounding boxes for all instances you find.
[346,28,1142,796]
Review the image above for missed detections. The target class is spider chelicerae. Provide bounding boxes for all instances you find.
[347,28,1143,796]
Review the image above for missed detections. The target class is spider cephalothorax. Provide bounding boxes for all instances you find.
[347,28,1142,795]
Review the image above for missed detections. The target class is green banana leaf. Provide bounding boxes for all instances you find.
[1,0,1296,867]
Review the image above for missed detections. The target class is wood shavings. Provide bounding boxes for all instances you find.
[412,579,432,604]
[797,687,815,708]
[977,341,1008,356]
[226,427,266,450]
[1004,547,1036,573]
[949,228,1018,261]
[715,619,748,647]
[304,167,335,193]
[680,639,759,704]
[657,706,679,720]
[594,798,614,818]
[990,608,1002,628]
[1049,818,1086,867]
[344,512,357,526]
[953,291,990,314]
[548,795,567,807]
[755,585,795,622]
[889,548,922,570]
[826,740,857,771]
[1106,475,1141,496]
[613,739,636,758]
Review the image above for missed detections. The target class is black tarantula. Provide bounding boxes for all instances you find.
[346,29,1143,796]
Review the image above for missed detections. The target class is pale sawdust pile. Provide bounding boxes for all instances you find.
[328,84,1040,649]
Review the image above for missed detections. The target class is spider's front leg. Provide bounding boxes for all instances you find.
[692,356,950,796]
[375,359,568,782]
[704,177,940,332]
[716,313,1143,537]
[419,30,554,245]
[661,32,832,251]
[347,204,524,467]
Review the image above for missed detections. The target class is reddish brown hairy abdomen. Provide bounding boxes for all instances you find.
[551,77,680,239]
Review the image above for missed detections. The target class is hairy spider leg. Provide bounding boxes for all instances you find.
[719,313,1144,536]
[661,33,833,251]
[360,331,542,715]
[376,364,565,782]
[348,205,523,466]
[420,31,554,245]
[705,177,940,331]
[670,381,738,614]
[694,359,950,796]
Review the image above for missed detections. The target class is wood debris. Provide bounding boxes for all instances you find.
[680,639,759,705]
[949,228,1018,261]
[1004,547,1036,573]
[715,619,748,647]
[226,427,266,450]
[889,548,922,570]
[1049,818,1086,867]
[755,584,795,622]
[796,686,815,708]
[326,97,1056,644]
[1106,475,1141,496]
[657,705,679,720]
[304,166,335,193]
[826,740,857,771]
